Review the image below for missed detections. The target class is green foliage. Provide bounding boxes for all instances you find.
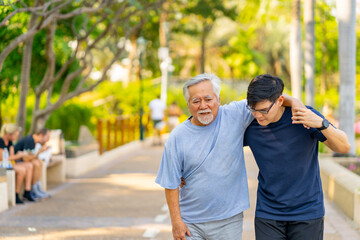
[184,0,237,22]
[167,86,189,115]
[314,87,339,111]
[0,5,29,101]
[46,102,94,141]
[224,28,267,79]
[314,0,338,76]
[224,0,291,81]
[0,0,359,144]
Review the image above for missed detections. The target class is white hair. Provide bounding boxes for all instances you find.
[183,73,222,103]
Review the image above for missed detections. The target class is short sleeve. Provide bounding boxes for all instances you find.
[235,100,254,129]
[306,106,328,142]
[24,137,35,150]
[0,139,5,149]
[155,137,183,189]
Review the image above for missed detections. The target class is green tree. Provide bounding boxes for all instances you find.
[176,0,237,73]
[0,0,164,136]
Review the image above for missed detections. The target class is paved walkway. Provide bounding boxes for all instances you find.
[0,142,359,239]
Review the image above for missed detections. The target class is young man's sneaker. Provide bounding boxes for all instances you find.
[36,181,51,198]
[23,191,36,202]
[31,185,47,199]
[15,193,24,204]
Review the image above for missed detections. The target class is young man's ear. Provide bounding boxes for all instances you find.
[277,95,285,105]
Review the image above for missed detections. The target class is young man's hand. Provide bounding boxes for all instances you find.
[39,145,49,154]
[180,177,186,188]
[282,93,310,129]
[291,107,323,129]
[172,219,191,240]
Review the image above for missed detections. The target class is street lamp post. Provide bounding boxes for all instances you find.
[137,37,146,141]
[158,47,174,104]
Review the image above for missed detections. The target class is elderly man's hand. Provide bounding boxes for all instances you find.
[292,107,324,129]
[172,219,191,240]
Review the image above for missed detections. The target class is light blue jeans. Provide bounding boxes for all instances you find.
[186,212,243,240]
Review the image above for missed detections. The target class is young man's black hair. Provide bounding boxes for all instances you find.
[36,128,49,136]
[247,74,284,109]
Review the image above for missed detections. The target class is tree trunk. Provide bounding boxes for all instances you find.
[16,0,41,137]
[337,0,356,156]
[159,1,169,48]
[304,0,315,106]
[319,4,328,95]
[320,42,327,95]
[30,112,50,134]
[200,22,208,73]
[29,95,42,134]
[159,1,169,103]
[290,0,303,100]
[124,34,138,88]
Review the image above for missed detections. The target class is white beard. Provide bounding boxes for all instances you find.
[197,110,214,125]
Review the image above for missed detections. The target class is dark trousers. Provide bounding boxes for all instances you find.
[255,217,324,240]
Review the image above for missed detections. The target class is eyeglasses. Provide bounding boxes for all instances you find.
[247,100,276,114]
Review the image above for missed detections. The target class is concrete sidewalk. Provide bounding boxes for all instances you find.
[0,142,359,239]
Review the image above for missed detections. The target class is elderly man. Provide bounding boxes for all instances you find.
[155,73,300,240]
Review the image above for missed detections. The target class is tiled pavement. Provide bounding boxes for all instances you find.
[0,142,359,239]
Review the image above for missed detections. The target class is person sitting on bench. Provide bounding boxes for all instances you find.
[0,124,35,203]
[15,128,51,199]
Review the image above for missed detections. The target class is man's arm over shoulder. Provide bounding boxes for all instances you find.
[225,99,254,128]
[292,106,351,154]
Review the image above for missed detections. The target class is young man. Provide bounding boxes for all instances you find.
[156,73,302,240]
[149,95,166,145]
[244,74,350,239]
[15,128,51,199]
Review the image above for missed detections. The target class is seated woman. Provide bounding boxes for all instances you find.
[0,124,35,203]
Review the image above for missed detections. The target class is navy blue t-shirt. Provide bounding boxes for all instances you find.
[14,135,35,153]
[244,106,327,221]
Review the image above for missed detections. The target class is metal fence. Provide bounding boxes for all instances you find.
[97,114,151,155]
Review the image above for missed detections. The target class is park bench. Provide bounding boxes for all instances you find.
[0,168,8,212]
[41,129,66,191]
[6,130,66,206]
